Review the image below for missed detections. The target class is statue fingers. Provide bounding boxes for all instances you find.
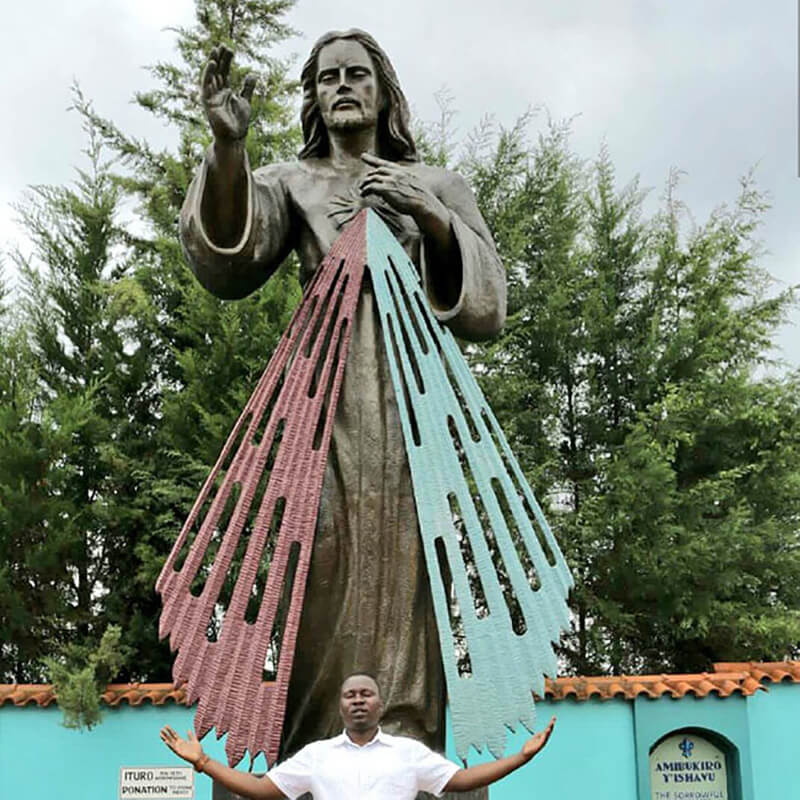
[360,184,414,215]
[363,167,398,182]
[218,46,234,83]
[201,59,218,100]
[240,73,257,103]
[214,68,226,92]
[361,152,395,168]
[358,177,390,197]
[363,175,421,204]
[359,172,402,191]
[394,185,421,202]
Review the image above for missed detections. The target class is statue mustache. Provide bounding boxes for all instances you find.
[332,97,362,109]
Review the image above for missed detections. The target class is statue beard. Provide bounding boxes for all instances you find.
[324,111,375,133]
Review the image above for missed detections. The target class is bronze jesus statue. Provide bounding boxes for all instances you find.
[180,29,506,760]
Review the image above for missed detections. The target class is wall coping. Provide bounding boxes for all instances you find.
[3,662,798,708]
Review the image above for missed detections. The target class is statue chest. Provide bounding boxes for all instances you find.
[288,172,423,283]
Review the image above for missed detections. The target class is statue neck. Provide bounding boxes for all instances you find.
[327,126,379,170]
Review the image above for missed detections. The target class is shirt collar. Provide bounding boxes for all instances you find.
[334,727,392,749]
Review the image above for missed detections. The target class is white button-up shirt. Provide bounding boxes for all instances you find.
[266,729,460,799]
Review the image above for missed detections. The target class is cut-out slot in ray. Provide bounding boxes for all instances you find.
[434,537,473,678]
[312,319,348,452]
[245,496,285,626]
[447,493,489,620]
[385,311,422,447]
[192,482,242,601]
[491,478,541,592]
[264,540,301,682]
[308,275,349,399]
[480,408,559,568]
[222,413,254,470]
[211,474,267,642]
[304,260,346,359]
[173,471,223,573]
[472,491,527,637]
[387,278,426,395]
[251,376,284,446]
[388,256,429,356]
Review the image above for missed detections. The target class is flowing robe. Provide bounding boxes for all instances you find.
[179,152,506,757]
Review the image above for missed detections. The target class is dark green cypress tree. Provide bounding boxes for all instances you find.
[5,127,156,681]
[464,119,800,674]
[73,0,302,674]
[3,1,302,682]
[0,266,74,681]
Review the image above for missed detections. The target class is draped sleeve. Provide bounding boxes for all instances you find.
[179,150,296,300]
[421,170,507,342]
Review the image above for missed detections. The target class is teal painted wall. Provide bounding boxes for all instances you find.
[448,697,638,800]
[2,684,797,799]
[747,683,800,797]
[0,702,259,800]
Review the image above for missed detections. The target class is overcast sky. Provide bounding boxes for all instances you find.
[3,0,798,363]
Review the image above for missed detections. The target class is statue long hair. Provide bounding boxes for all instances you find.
[298,29,419,162]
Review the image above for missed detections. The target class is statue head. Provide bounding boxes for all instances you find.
[299,29,418,162]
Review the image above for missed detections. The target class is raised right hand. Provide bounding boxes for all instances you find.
[160,725,204,766]
[201,45,257,142]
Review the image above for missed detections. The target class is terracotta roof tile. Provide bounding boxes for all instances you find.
[536,662,800,702]
[670,680,694,698]
[3,662,798,709]
[0,683,187,708]
[606,681,626,698]
[714,661,800,684]
[101,683,188,706]
[0,684,59,708]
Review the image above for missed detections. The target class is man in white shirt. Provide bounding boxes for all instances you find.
[160,673,556,799]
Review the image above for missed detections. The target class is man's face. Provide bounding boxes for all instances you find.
[316,39,383,133]
[339,674,383,732]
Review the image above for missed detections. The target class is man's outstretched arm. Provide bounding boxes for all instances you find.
[443,716,556,793]
[159,726,285,800]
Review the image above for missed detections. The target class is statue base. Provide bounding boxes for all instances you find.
[213,781,489,799]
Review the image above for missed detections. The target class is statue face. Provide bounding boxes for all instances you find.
[316,39,383,133]
[339,674,383,732]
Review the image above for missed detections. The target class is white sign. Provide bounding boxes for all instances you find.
[650,733,728,800]
[119,766,194,799]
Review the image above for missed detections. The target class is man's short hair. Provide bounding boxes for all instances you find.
[340,671,382,697]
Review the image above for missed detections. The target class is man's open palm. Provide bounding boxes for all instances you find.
[521,716,556,759]
[160,725,203,765]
